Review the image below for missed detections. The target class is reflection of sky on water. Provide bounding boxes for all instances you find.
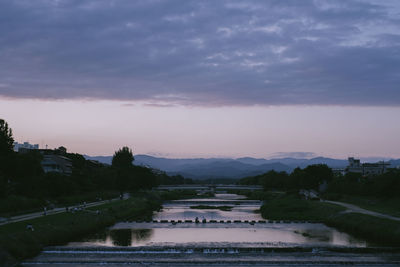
[70,227,366,247]
[156,194,262,221]
[154,204,262,221]
[181,194,247,201]
[68,194,368,247]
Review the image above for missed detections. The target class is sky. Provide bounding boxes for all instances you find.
[0,0,400,159]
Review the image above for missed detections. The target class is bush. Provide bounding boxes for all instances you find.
[325,213,400,245]
[260,193,344,221]
[0,196,45,216]
[158,190,198,200]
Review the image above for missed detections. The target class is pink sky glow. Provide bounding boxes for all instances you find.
[1,98,399,159]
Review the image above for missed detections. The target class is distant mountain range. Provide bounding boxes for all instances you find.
[84,155,399,180]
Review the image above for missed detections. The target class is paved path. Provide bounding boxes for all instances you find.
[323,200,400,222]
[0,198,118,226]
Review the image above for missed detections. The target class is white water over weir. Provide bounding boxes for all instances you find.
[22,193,400,266]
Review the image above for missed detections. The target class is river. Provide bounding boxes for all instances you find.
[22,193,400,266]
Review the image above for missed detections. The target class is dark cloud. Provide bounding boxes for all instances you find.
[0,0,399,106]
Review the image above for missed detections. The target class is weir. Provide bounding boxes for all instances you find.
[109,220,324,229]
[22,246,400,266]
[165,200,262,205]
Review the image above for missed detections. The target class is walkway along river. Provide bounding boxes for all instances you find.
[22,193,400,266]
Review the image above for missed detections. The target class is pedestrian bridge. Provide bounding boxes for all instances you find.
[156,184,263,191]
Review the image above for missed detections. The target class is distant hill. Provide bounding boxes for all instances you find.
[84,155,113,165]
[167,160,292,179]
[389,159,400,168]
[84,154,399,180]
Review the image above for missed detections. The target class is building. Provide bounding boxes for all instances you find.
[347,157,362,174]
[41,154,72,175]
[14,142,73,175]
[362,162,391,176]
[13,141,39,152]
[346,157,390,176]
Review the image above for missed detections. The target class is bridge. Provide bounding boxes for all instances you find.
[156,184,263,191]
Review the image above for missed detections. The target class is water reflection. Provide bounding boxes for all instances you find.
[132,229,152,243]
[71,226,366,247]
[68,193,368,248]
[110,229,131,246]
[72,229,153,247]
[156,194,262,221]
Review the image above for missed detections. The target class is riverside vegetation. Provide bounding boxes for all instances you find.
[238,165,400,246]
[260,193,400,245]
[0,194,162,266]
[0,118,191,217]
[0,118,196,266]
[0,189,208,266]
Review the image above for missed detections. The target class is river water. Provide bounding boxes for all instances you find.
[68,193,366,248]
[23,193,400,266]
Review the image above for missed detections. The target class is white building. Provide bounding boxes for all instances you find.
[13,141,39,152]
[346,157,390,176]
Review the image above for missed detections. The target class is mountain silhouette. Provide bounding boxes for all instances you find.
[84,154,398,180]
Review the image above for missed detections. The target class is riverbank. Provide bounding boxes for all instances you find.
[324,194,400,218]
[157,189,200,200]
[260,193,400,245]
[0,191,120,218]
[0,194,161,266]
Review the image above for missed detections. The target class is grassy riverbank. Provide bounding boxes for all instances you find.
[260,194,345,221]
[157,190,199,200]
[260,193,400,245]
[0,194,161,266]
[227,189,285,201]
[0,191,120,218]
[325,213,400,245]
[157,190,214,200]
[324,194,400,218]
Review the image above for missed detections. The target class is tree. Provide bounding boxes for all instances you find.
[301,164,333,190]
[0,119,15,185]
[0,119,14,156]
[260,170,289,190]
[112,146,134,193]
[112,147,134,169]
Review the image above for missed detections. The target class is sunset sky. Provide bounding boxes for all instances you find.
[1,0,399,159]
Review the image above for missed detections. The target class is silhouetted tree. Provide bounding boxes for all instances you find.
[0,119,14,154]
[112,147,134,169]
[300,164,333,190]
[129,165,157,189]
[0,119,14,197]
[260,170,289,190]
[13,150,44,196]
[112,147,134,193]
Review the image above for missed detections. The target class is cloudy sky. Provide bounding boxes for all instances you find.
[1,0,399,158]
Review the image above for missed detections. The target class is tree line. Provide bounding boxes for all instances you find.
[238,163,400,198]
[239,164,333,191]
[0,119,185,206]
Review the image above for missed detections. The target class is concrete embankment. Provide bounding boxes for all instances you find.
[22,246,400,266]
